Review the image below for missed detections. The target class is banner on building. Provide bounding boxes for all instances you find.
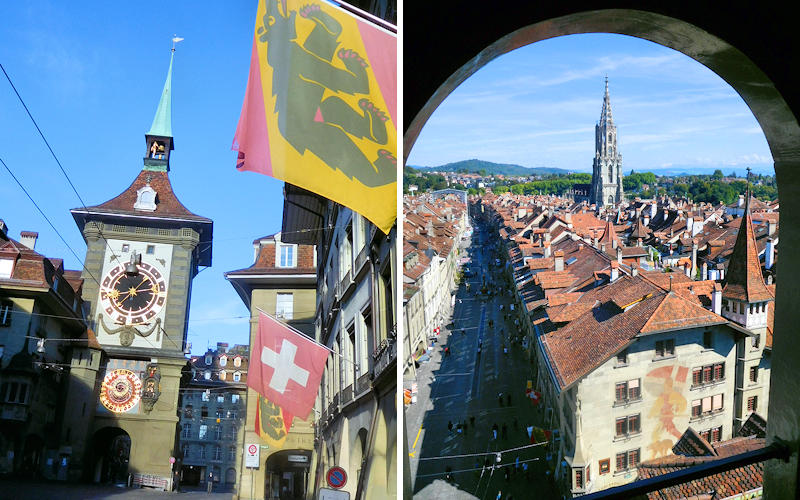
[233,0,397,234]
[247,311,328,420]
[254,396,290,449]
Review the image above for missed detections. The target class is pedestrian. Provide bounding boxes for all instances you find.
[462,420,468,435]
[498,393,503,407]
[444,346,450,357]
[448,420,453,434]
[502,423,508,440]
[496,491,502,500]
[492,423,499,440]
[507,393,511,406]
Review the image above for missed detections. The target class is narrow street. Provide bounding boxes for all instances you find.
[407,217,560,499]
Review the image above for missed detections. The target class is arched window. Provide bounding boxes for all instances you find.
[219,355,227,367]
[608,166,613,182]
[204,370,211,380]
[608,195,614,205]
[134,185,158,211]
[233,357,241,367]
[205,354,213,365]
[233,371,241,382]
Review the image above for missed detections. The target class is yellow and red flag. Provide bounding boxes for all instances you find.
[233,0,397,233]
[254,395,290,449]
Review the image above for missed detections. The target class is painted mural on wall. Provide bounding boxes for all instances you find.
[644,364,688,459]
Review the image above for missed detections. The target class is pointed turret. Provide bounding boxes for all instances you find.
[722,195,772,303]
[600,76,613,125]
[143,50,175,171]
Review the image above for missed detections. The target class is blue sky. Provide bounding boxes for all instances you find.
[0,2,281,354]
[407,34,774,176]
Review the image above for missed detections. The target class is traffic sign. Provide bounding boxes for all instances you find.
[245,443,260,468]
[326,466,347,489]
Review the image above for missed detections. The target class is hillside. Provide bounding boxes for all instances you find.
[408,159,570,176]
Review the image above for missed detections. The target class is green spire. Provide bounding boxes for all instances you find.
[147,51,173,138]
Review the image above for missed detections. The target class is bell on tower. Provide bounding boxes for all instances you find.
[143,43,178,172]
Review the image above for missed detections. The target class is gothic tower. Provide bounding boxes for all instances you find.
[590,78,624,208]
[66,47,213,485]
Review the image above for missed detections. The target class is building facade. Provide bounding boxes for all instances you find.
[590,78,624,208]
[177,343,248,490]
[282,185,397,500]
[225,233,317,500]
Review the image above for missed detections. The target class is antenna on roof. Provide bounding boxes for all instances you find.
[669,274,673,292]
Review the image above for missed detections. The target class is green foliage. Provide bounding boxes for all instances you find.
[467,188,478,195]
[623,171,657,191]
[711,169,724,180]
[494,185,510,194]
[407,158,570,176]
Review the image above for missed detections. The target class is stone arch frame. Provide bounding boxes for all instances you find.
[404,5,800,496]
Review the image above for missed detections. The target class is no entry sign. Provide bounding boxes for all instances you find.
[326,466,347,489]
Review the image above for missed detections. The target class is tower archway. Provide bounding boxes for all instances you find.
[87,427,131,484]
[404,4,800,497]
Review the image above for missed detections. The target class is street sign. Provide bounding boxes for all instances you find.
[245,443,260,468]
[169,456,176,464]
[326,466,347,489]
[319,488,350,500]
[288,454,309,463]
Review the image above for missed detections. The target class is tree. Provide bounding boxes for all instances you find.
[711,169,724,180]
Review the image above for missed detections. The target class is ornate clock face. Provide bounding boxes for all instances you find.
[100,260,167,325]
[100,369,142,413]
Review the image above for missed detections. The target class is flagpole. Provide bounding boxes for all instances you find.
[254,307,359,366]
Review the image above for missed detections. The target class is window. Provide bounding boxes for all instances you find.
[599,459,610,475]
[655,339,675,358]
[233,357,242,367]
[616,449,640,471]
[276,293,294,320]
[228,409,237,420]
[202,390,210,402]
[574,468,584,489]
[278,244,296,267]
[231,394,240,404]
[233,371,241,382]
[219,370,226,381]
[614,379,640,403]
[182,444,190,458]
[214,446,222,461]
[752,333,760,348]
[219,355,227,367]
[182,423,191,438]
[747,396,758,412]
[204,370,211,380]
[217,395,225,404]
[1,381,29,404]
[201,406,208,418]
[229,447,236,461]
[199,446,206,459]
[146,244,155,254]
[703,331,713,349]
[185,405,194,418]
[122,244,130,252]
[216,408,224,419]
[0,300,11,327]
[0,259,14,279]
[214,426,222,440]
[711,426,722,443]
[692,394,724,418]
[205,354,213,365]
[199,424,208,439]
[615,414,641,437]
[616,350,627,366]
[691,363,725,387]
[750,366,759,382]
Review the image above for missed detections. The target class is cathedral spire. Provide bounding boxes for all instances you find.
[600,76,613,125]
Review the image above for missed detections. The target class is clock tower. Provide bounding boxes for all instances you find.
[68,48,213,485]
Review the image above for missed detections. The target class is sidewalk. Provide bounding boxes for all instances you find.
[0,478,235,500]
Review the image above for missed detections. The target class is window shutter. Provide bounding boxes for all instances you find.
[628,379,640,399]
[702,397,711,414]
[712,394,723,411]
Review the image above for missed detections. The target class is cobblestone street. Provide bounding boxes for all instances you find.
[406,219,560,500]
[0,478,235,500]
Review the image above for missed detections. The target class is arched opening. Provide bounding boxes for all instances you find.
[351,428,368,487]
[265,449,312,500]
[87,427,131,484]
[404,4,800,498]
[21,434,44,478]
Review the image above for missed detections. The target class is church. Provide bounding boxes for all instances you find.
[590,78,624,207]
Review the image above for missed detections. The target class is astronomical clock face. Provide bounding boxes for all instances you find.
[100,369,142,413]
[100,260,167,325]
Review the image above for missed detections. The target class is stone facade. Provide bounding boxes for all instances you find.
[590,78,624,208]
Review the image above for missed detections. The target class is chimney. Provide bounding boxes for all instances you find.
[19,231,38,250]
[544,232,551,243]
[765,237,775,270]
[592,232,599,248]
[564,212,573,228]
[717,263,725,281]
[767,219,776,237]
[631,262,638,277]
[650,202,657,218]
[554,250,564,272]
[738,195,744,208]
[686,217,693,234]
[610,261,619,282]
[544,241,551,258]
[600,243,606,254]
[643,215,650,227]
[712,283,722,315]
[0,219,7,238]
[702,262,708,281]
[691,241,698,279]
[616,246,623,265]
[578,243,584,251]
[663,209,669,220]
[217,342,229,354]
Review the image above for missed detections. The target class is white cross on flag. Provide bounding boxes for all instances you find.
[248,312,329,420]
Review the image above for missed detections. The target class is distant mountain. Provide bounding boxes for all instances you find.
[408,159,571,177]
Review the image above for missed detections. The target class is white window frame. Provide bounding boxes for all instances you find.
[0,259,13,279]
[277,244,297,268]
[233,371,241,382]
[276,293,294,320]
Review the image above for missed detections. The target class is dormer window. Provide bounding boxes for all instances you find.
[205,354,213,365]
[134,185,158,211]
[277,244,297,267]
[0,258,13,279]
[233,356,242,368]
[219,355,227,367]
[233,371,241,382]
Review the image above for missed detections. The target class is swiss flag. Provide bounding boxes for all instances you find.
[248,312,329,421]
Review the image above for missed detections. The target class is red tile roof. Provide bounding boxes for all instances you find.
[722,205,772,303]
